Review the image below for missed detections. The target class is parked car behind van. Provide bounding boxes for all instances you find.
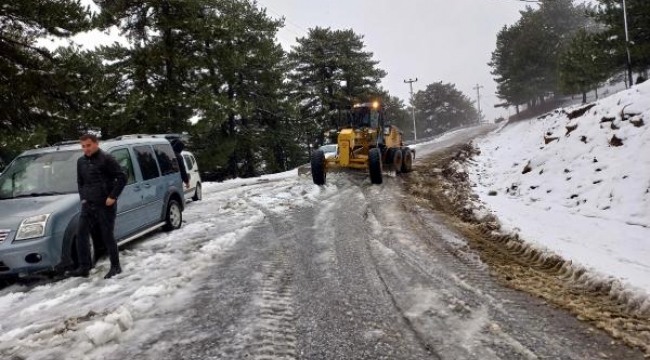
[318,144,338,159]
[0,135,185,277]
[181,150,202,201]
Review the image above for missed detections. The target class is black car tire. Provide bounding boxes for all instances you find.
[163,199,183,231]
[192,183,202,201]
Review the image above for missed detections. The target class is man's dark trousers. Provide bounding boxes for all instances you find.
[77,202,119,269]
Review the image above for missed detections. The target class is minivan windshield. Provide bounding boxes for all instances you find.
[0,150,81,200]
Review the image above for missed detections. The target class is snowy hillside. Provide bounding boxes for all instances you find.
[470,82,650,299]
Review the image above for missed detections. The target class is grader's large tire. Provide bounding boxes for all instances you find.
[311,150,327,185]
[388,148,403,174]
[369,148,383,185]
[401,148,413,173]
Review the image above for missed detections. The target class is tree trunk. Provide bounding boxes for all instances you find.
[594,87,599,100]
[161,1,178,132]
[274,143,286,172]
[582,91,587,104]
[227,84,238,178]
[243,147,256,178]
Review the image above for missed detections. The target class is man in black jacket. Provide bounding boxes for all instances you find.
[69,134,127,279]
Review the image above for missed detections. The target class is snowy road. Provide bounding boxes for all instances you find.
[0,127,645,359]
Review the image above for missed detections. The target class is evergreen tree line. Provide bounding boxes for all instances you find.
[0,0,479,180]
[490,0,650,112]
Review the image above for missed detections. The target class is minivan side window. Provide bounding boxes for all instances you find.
[183,155,194,171]
[134,145,161,181]
[154,144,180,176]
[111,148,136,185]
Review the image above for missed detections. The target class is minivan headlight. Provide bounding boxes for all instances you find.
[15,214,51,241]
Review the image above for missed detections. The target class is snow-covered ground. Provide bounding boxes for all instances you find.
[0,170,327,360]
[470,82,650,301]
[560,79,629,109]
[412,126,484,158]
[1,125,646,359]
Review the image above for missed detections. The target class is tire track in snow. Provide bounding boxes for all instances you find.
[362,185,517,359]
[247,252,297,360]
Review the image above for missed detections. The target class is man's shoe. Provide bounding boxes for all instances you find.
[104,266,122,279]
[67,268,90,278]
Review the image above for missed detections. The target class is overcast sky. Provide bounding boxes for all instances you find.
[258,0,535,120]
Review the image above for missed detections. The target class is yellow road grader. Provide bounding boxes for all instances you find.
[311,101,415,185]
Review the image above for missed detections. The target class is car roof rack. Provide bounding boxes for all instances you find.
[109,133,188,141]
[110,134,160,141]
[52,140,80,147]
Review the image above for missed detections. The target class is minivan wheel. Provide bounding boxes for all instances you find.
[163,199,183,231]
[192,183,202,201]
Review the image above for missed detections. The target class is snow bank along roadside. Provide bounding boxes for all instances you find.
[406,141,650,355]
[470,82,650,309]
[0,170,326,359]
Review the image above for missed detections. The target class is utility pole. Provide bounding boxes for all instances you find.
[623,0,634,87]
[473,84,484,124]
[404,78,418,141]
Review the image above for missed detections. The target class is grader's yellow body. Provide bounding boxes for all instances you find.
[311,101,414,185]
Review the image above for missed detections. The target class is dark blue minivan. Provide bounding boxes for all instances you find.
[0,136,185,276]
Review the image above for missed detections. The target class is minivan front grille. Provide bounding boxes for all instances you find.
[0,230,9,244]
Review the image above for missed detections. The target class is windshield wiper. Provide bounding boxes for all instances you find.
[12,192,67,198]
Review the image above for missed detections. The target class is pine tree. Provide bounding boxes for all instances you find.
[93,0,291,179]
[288,27,387,151]
[0,0,91,161]
[94,0,203,135]
[490,0,591,110]
[559,29,614,103]
[413,82,479,136]
[490,24,530,114]
[192,0,288,178]
[594,0,650,76]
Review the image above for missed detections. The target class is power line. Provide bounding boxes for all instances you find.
[256,0,309,39]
